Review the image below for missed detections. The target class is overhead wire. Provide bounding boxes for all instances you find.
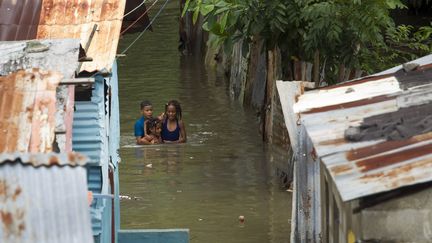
[123,0,147,18]
[120,0,160,36]
[119,0,170,55]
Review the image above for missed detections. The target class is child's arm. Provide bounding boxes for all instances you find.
[157,112,165,120]
[143,120,152,140]
[178,120,187,143]
[136,136,154,145]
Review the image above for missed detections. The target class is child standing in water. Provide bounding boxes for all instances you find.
[161,100,187,143]
[143,118,162,144]
[134,100,154,145]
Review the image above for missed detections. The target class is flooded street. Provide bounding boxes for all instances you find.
[117,1,291,242]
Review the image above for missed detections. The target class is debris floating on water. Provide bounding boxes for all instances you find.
[119,195,132,200]
[239,215,245,223]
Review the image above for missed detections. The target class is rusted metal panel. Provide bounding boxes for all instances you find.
[0,69,61,153]
[0,39,80,152]
[0,0,43,41]
[0,152,88,167]
[293,62,432,201]
[0,154,92,243]
[36,0,127,72]
[0,0,126,72]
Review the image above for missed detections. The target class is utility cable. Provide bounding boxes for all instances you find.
[123,0,147,18]
[120,0,170,55]
[120,0,160,36]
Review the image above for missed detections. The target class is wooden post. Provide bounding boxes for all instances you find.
[337,64,345,83]
[264,48,277,143]
[313,50,320,85]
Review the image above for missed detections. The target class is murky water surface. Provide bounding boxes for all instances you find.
[118,2,291,242]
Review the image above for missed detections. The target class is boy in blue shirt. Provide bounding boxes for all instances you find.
[135,100,154,145]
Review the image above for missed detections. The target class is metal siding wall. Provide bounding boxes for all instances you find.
[109,61,121,243]
[0,163,93,243]
[292,125,321,242]
[73,75,110,241]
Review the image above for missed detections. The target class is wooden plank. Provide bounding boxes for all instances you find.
[60,78,95,85]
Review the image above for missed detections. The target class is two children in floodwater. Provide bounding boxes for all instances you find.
[134,100,187,145]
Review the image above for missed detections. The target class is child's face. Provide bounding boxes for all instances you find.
[150,123,162,136]
[166,105,176,120]
[155,123,162,135]
[141,105,153,119]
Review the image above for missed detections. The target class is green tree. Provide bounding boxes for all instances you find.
[184,0,432,83]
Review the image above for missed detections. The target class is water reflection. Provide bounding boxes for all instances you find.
[118,1,291,242]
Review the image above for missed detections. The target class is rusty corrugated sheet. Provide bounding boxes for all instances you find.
[0,39,81,152]
[36,0,126,72]
[0,153,92,243]
[293,61,432,201]
[0,0,43,41]
[0,152,88,167]
[0,0,126,72]
[0,69,61,153]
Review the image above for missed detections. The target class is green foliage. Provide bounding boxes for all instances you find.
[183,0,432,81]
[359,23,432,73]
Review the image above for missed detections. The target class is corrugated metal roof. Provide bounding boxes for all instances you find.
[0,0,43,41]
[0,69,61,153]
[0,0,126,72]
[0,39,80,152]
[375,54,432,76]
[0,152,88,167]
[292,60,432,201]
[0,155,92,243]
[37,0,126,72]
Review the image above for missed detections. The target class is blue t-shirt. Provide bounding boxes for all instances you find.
[134,116,145,137]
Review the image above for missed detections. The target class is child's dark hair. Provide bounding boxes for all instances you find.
[146,118,161,134]
[165,100,182,120]
[140,100,152,109]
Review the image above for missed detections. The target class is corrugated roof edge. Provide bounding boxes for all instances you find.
[0,152,88,167]
[374,54,432,76]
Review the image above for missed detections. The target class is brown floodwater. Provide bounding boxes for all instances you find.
[117,1,291,242]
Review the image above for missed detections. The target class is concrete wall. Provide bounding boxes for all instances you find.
[360,186,432,242]
[322,168,432,243]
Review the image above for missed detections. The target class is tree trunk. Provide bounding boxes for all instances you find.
[313,50,320,86]
[337,64,346,83]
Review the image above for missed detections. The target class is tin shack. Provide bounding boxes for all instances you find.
[278,55,432,242]
[0,1,189,242]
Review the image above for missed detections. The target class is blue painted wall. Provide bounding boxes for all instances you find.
[118,229,190,243]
